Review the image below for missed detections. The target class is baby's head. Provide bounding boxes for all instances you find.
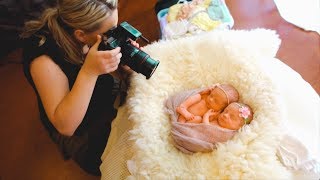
[205,84,239,111]
[217,102,254,130]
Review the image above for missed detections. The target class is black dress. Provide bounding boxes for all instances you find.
[22,29,119,176]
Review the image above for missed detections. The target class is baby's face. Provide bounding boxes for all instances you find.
[217,103,244,130]
[205,88,228,111]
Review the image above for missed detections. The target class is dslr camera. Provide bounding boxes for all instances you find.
[98,22,159,79]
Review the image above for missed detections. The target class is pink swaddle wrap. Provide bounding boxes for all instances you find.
[165,88,237,154]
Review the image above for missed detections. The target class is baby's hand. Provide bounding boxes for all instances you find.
[203,109,217,124]
[185,113,195,121]
[204,109,215,117]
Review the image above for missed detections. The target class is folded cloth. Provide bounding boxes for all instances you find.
[165,88,236,154]
[277,134,320,174]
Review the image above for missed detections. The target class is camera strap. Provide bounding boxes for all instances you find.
[112,77,128,109]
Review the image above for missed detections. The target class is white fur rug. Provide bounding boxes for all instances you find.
[100,29,320,179]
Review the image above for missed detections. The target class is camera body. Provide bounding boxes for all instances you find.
[98,22,159,79]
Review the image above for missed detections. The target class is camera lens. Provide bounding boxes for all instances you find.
[122,44,159,79]
[135,52,159,79]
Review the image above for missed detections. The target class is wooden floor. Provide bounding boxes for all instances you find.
[0,0,319,180]
[226,0,320,94]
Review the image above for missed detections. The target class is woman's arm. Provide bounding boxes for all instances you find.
[30,36,121,136]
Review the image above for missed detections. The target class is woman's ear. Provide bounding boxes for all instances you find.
[74,29,86,43]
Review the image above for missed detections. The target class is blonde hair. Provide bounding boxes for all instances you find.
[20,0,118,65]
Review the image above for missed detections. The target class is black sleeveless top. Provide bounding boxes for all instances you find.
[22,29,118,159]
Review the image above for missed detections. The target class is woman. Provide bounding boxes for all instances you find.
[20,0,130,175]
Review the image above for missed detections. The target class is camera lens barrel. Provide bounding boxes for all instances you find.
[122,44,159,79]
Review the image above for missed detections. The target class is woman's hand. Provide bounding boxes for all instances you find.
[81,35,122,77]
[129,39,140,48]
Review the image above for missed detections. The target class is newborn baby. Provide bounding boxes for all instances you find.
[176,83,239,123]
[165,84,254,154]
[204,102,253,130]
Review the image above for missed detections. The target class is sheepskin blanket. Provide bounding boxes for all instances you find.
[100,29,320,179]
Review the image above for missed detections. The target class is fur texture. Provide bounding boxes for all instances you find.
[123,29,292,179]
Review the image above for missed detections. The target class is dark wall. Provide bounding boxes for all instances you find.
[0,0,56,58]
